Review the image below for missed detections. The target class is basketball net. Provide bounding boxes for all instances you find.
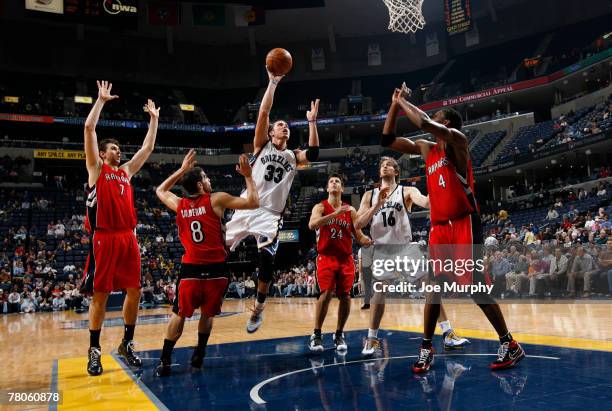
[383,0,425,33]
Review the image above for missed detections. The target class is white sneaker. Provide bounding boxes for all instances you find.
[246,304,265,333]
[442,330,470,350]
[334,333,348,352]
[309,333,324,352]
[361,337,380,356]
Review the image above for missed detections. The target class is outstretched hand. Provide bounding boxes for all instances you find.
[400,82,412,100]
[96,80,118,103]
[180,149,197,171]
[144,99,160,119]
[266,66,284,84]
[236,154,253,178]
[306,99,320,121]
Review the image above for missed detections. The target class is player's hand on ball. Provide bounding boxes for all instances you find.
[96,80,118,103]
[391,88,402,104]
[144,99,160,119]
[236,154,252,178]
[306,99,320,121]
[181,149,197,171]
[266,66,284,84]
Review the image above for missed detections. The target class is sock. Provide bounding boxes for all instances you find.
[123,324,135,341]
[161,339,176,362]
[335,329,343,338]
[197,332,210,352]
[256,292,267,305]
[314,328,322,337]
[422,339,432,349]
[439,320,452,334]
[367,328,378,339]
[89,329,101,348]
[500,332,513,344]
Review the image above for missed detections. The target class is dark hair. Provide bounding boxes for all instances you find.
[181,167,205,195]
[268,120,287,137]
[98,138,120,153]
[379,156,400,182]
[328,173,344,188]
[441,108,463,130]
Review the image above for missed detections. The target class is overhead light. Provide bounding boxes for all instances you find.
[180,104,195,112]
[3,96,19,103]
[75,96,92,104]
[585,149,592,155]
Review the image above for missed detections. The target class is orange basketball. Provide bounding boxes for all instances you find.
[266,48,293,76]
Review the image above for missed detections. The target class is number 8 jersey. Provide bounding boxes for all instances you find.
[177,194,227,265]
[247,140,298,213]
[369,185,412,245]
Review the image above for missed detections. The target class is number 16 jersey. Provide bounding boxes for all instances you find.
[177,194,227,265]
[369,185,412,245]
[247,140,298,213]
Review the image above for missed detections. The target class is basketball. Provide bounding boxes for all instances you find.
[266,48,293,76]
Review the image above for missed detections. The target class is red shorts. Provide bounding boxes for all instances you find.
[316,254,355,296]
[81,230,141,294]
[429,213,489,286]
[173,263,229,318]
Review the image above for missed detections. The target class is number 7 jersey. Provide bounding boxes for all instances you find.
[177,194,227,265]
[247,140,298,213]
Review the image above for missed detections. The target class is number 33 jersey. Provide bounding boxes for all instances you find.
[369,185,412,245]
[247,140,298,214]
[177,194,227,265]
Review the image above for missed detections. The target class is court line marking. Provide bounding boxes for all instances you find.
[110,352,170,411]
[249,353,559,405]
[48,359,58,411]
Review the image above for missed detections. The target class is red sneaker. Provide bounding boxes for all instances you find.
[412,345,435,373]
[490,340,525,370]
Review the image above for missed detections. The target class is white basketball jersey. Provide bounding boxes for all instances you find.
[369,185,412,245]
[246,140,297,213]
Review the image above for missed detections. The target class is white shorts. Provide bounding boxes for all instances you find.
[371,243,427,282]
[225,208,283,253]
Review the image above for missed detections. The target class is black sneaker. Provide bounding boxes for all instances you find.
[490,340,525,370]
[309,333,324,352]
[118,339,142,367]
[87,347,103,376]
[361,303,370,310]
[155,359,172,377]
[191,348,205,368]
[412,345,434,373]
[333,333,348,352]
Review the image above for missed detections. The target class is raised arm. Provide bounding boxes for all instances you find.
[396,83,467,148]
[156,149,196,213]
[405,186,430,210]
[122,99,160,179]
[253,68,284,152]
[351,207,372,246]
[211,155,259,215]
[355,187,390,230]
[295,99,320,165]
[308,202,349,231]
[84,80,117,186]
[381,88,433,157]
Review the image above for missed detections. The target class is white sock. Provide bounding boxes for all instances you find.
[439,320,452,334]
[367,328,378,339]
[255,302,265,310]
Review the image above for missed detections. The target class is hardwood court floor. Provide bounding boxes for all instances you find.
[1,297,611,406]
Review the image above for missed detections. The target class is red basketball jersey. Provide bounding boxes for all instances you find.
[177,194,227,265]
[85,163,137,232]
[316,200,353,257]
[425,144,478,224]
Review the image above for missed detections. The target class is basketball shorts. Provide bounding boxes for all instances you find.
[371,243,427,282]
[81,229,141,295]
[316,254,355,296]
[173,262,229,318]
[428,212,489,286]
[225,207,283,254]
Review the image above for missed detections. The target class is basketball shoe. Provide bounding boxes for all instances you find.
[334,333,348,352]
[361,337,381,356]
[87,347,103,376]
[191,347,205,368]
[247,304,265,333]
[155,359,172,377]
[309,333,324,352]
[490,340,525,370]
[442,330,470,350]
[118,339,142,367]
[412,345,435,373]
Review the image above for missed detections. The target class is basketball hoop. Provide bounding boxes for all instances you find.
[383,0,425,34]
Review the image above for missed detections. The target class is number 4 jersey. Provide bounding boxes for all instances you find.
[369,185,412,245]
[247,139,298,214]
[177,194,227,265]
